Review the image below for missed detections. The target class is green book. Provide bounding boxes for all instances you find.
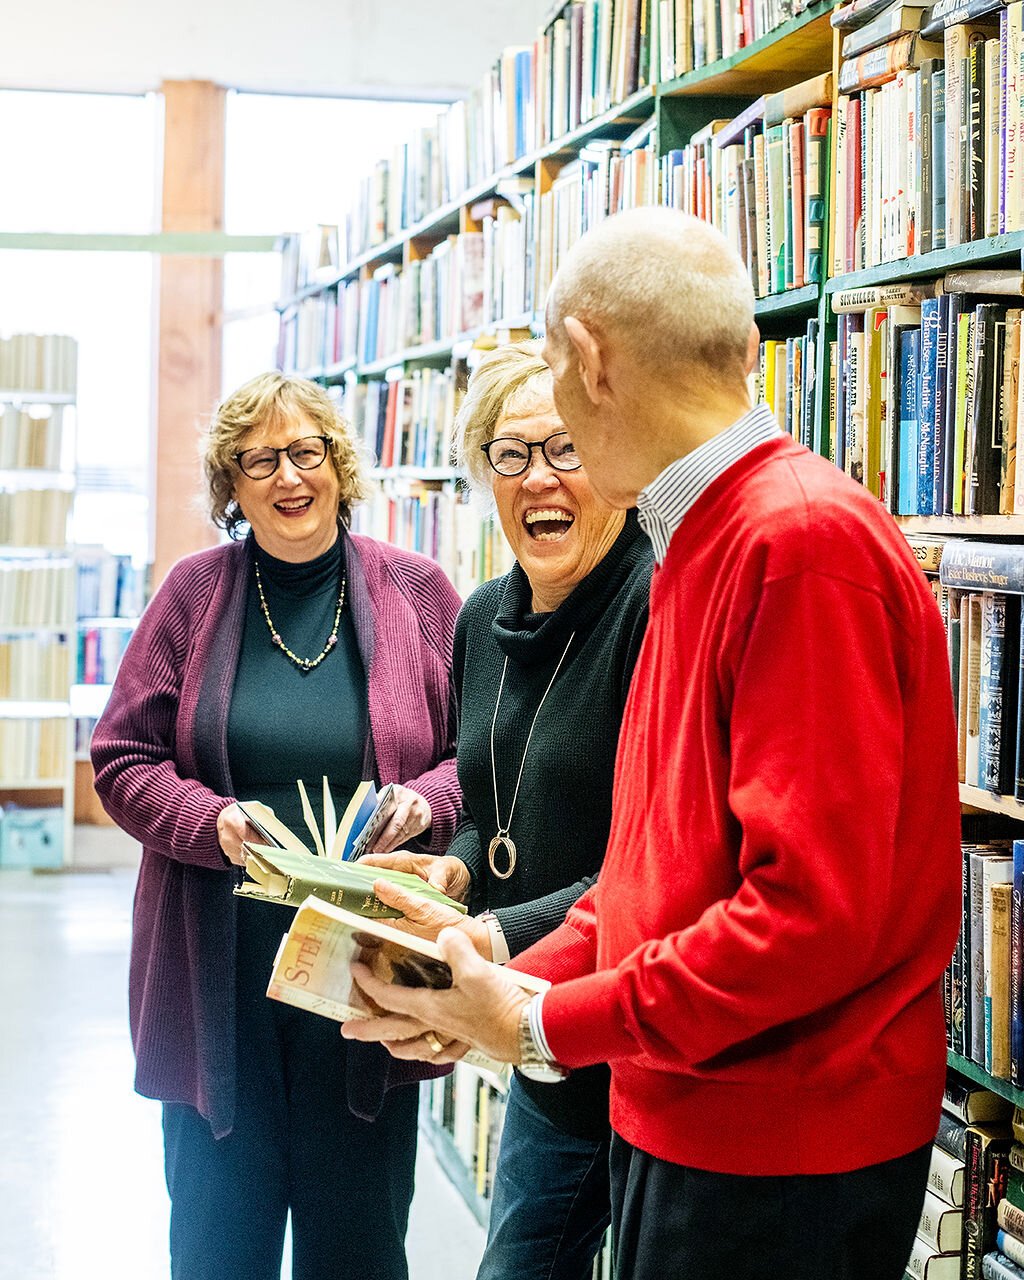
[235,843,467,917]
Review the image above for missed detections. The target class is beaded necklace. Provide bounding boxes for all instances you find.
[253,558,346,672]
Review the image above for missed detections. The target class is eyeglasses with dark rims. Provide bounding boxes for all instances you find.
[480,431,582,478]
[234,435,331,480]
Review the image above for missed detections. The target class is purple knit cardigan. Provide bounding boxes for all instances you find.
[91,529,461,1137]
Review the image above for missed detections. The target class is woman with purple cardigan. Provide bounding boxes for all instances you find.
[91,372,462,1280]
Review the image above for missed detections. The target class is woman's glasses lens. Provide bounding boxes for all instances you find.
[483,433,581,476]
[237,436,328,479]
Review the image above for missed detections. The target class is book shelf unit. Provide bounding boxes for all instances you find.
[0,381,78,868]
[277,0,1024,1245]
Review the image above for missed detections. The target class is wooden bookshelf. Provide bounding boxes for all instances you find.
[959,785,1024,818]
[897,517,1024,537]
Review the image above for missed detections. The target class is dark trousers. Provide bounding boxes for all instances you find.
[162,899,419,1280]
[609,1134,932,1280]
[476,1077,611,1280]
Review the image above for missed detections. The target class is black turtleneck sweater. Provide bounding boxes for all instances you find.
[449,512,653,1138]
[227,535,367,836]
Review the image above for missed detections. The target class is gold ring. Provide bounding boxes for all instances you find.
[425,1031,445,1054]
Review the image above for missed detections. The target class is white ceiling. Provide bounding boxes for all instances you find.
[0,0,552,98]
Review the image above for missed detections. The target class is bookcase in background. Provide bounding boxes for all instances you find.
[72,545,148,826]
[274,0,836,1247]
[276,0,1024,1261]
[277,0,837,601]
[0,334,78,868]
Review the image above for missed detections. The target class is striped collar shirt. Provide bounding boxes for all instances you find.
[636,403,783,563]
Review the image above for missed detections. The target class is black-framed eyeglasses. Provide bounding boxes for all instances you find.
[234,435,330,480]
[480,431,582,477]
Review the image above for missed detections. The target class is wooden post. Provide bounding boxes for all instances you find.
[154,80,226,587]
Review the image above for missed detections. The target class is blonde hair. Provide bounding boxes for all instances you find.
[203,372,366,537]
[453,341,555,494]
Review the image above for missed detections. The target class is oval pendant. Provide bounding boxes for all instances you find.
[487,834,517,880]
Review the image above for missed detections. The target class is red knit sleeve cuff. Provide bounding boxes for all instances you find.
[541,968,639,1068]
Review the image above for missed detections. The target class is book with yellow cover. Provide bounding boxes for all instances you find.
[266,896,548,1074]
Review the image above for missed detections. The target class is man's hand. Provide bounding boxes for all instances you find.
[368,785,432,854]
[216,803,260,867]
[358,851,471,904]
[371,879,494,958]
[341,926,527,1064]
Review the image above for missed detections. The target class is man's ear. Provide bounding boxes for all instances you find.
[564,315,605,408]
[745,321,760,377]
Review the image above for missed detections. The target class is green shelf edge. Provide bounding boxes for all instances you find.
[827,233,1024,293]
[947,1050,1024,1109]
[754,283,821,318]
[657,0,833,97]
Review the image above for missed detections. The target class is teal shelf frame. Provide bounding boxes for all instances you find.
[948,1051,1024,1109]
[658,0,834,98]
[827,233,1024,293]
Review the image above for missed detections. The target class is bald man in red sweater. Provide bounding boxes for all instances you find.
[344,208,963,1280]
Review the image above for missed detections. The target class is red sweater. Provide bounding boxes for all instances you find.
[517,435,962,1176]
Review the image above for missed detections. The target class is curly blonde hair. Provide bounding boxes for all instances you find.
[203,372,366,537]
[452,340,555,495]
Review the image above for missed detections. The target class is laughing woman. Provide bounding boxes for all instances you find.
[91,372,461,1280]
[364,341,653,1280]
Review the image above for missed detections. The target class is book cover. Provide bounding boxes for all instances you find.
[265,896,547,1076]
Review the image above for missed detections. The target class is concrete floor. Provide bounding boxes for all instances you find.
[0,825,485,1280]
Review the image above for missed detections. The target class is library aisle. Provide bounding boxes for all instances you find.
[0,828,485,1280]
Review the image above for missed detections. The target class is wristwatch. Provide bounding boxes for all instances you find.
[517,996,569,1083]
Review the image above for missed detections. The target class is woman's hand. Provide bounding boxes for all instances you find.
[369,785,433,854]
[216,803,261,867]
[358,851,471,904]
[371,879,494,958]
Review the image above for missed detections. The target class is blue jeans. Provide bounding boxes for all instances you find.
[476,1076,611,1280]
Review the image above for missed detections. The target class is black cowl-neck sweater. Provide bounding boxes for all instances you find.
[450,511,653,1139]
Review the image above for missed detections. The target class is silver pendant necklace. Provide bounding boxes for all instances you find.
[488,631,576,879]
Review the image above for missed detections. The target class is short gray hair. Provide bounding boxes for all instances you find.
[453,341,554,494]
[546,207,755,390]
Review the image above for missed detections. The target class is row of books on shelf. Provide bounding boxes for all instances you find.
[358,238,486,366]
[919,538,1024,801]
[758,321,821,447]
[0,334,76,397]
[0,718,67,781]
[424,1064,504,1203]
[0,636,70,701]
[352,366,464,473]
[0,488,71,548]
[77,626,132,687]
[0,405,66,472]
[665,74,832,296]
[351,487,515,598]
[908,1073,1024,1279]
[946,839,1024,1090]
[0,563,72,628]
[827,271,1023,516]
[74,548,147,622]
[73,715,98,759]
[833,2,1024,273]
[281,0,823,294]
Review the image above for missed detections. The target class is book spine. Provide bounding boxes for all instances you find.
[1013,839,1024,1085]
[941,542,1024,594]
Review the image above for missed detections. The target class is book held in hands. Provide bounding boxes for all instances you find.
[266,896,548,1075]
